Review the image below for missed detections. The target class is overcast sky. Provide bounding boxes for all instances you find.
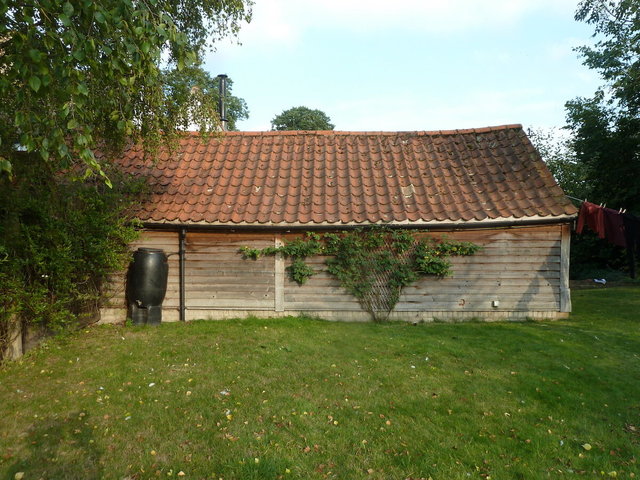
[203,0,601,132]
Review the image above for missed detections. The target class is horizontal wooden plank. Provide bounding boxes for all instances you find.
[283,302,364,311]
[284,290,559,304]
[183,276,275,286]
[186,244,273,252]
[416,226,562,239]
[185,264,274,273]
[400,293,559,303]
[184,299,273,308]
[443,270,559,279]
[282,281,561,294]
[477,246,561,256]
[186,285,273,295]
[185,261,272,269]
[452,255,560,264]
[134,231,178,242]
[187,293,274,302]
[187,232,274,241]
[185,269,275,279]
[188,256,261,265]
[284,278,558,291]
[451,263,560,273]
[282,301,560,312]
[402,285,559,295]
[169,226,564,245]
[394,302,560,312]
[187,249,267,257]
[281,256,562,267]
[182,227,563,247]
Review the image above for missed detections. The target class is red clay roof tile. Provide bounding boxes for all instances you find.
[113,125,577,227]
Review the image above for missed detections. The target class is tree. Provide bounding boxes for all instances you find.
[271,106,335,131]
[565,0,640,212]
[0,0,252,358]
[162,64,249,131]
[528,127,589,201]
[0,0,253,179]
[552,0,640,279]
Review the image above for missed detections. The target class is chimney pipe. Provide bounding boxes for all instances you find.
[217,74,228,131]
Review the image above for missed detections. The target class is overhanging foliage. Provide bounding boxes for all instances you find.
[0,0,253,179]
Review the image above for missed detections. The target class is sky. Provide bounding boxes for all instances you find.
[203,0,601,133]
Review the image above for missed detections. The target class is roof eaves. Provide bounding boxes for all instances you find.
[142,213,577,232]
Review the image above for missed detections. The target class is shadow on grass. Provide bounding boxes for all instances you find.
[5,412,104,480]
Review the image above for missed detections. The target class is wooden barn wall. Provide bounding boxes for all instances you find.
[185,232,275,311]
[281,226,564,317]
[398,228,563,313]
[100,224,569,323]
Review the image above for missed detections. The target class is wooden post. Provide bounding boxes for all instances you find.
[560,223,572,313]
[274,235,285,312]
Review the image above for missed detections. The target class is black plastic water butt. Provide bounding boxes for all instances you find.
[127,248,169,325]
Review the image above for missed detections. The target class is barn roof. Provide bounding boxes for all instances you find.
[117,124,577,228]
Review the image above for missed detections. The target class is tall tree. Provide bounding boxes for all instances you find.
[271,106,335,131]
[0,0,253,179]
[565,0,640,212]
[162,64,249,132]
[528,127,590,201]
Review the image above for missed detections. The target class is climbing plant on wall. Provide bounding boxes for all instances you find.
[239,227,479,322]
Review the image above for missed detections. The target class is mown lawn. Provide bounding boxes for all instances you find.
[0,287,639,479]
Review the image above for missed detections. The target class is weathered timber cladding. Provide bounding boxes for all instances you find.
[100,224,568,323]
[282,227,562,313]
[185,232,274,310]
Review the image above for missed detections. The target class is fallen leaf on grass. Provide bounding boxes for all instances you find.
[582,443,592,451]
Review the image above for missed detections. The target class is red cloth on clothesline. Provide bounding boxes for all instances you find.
[603,207,627,247]
[576,201,628,248]
[576,201,605,239]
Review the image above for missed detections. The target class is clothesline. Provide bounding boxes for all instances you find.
[575,199,640,278]
[565,195,626,212]
[565,195,584,203]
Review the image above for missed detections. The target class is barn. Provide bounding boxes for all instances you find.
[101,124,578,323]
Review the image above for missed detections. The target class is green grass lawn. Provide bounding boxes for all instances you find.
[1,288,639,480]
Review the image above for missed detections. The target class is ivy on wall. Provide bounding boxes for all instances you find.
[240,227,480,322]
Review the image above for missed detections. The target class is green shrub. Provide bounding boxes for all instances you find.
[0,154,141,360]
